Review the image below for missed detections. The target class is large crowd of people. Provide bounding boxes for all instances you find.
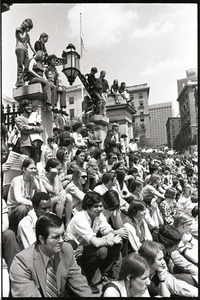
[1,17,198,298]
[2,106,198,297]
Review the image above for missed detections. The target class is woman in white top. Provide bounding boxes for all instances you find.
[7,158,45,234]
[102,252,150,297]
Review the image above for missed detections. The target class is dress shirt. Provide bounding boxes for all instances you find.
[67,210,113,246]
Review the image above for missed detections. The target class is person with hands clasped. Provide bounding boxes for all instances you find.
[67,191,123,294]
[40,158,73,227]
[7,158,46,235]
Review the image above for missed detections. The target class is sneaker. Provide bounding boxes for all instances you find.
[53,108,59,113]
[89,283,100,294]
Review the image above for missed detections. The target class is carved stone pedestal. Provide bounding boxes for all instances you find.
[13,83,53,144]
[90,114,109,149]
[106,96,136,139]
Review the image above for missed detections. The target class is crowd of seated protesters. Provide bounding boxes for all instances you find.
[2,117,198,297]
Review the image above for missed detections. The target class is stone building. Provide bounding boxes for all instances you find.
[166,117,181,149]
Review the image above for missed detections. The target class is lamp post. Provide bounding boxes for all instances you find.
[62,43,81,85]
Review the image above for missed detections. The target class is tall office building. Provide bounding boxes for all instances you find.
[149,102,173,148]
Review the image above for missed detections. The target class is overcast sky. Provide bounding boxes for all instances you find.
[2,3,197,115]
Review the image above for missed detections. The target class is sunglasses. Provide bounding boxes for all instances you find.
[80,175,87,178]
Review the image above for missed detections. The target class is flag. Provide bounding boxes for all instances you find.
[80,13,86,56]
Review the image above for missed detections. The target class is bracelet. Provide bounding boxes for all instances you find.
[159,280,165,283]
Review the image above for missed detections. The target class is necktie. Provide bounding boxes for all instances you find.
[46,257,58,297]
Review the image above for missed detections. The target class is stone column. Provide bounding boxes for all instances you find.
[13,83,53,144]
[106,95,136,141]
[90,114,109,149]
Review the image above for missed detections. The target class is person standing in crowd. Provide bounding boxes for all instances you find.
[15,100,43,164]
[15,18,35,87]
[111,123,123,160]
[129,137,139,153]
[70,122,86,155]
[10,213,92,297]
[86,122,102,155]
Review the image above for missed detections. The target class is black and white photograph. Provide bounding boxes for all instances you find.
[1,2,198,298]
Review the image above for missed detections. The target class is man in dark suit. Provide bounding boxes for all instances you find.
[9,213,92,297]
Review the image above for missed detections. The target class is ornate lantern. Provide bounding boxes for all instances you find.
[62,43,80,85]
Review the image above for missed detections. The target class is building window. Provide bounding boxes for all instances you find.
[69,109,74,120]
[139,101,144,107]
[69,97,74,104]
[139,93,143,99]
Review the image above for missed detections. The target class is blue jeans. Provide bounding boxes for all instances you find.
[15,49,29,87]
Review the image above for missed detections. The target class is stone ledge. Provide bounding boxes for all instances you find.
[13,83,44,102]
[90,114,109,126]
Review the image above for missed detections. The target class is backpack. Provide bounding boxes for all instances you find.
[101,282,122,297]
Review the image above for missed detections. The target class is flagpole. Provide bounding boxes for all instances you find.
[80,13,84,105]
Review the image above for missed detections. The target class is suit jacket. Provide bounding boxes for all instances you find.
[9,242,92,297]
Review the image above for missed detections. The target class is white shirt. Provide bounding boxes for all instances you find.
[17,209,37,248]
[67,210,113,246]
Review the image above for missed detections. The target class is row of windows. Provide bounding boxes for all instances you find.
[149,106,171,111]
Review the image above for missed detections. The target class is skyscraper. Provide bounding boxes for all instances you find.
[149,102,173,148]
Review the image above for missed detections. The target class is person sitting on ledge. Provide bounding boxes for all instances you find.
[110,79,120,104]
[45,54,67,113]
[119,82,131,103]
[15,18,35,88]
[28,50,57,111]
[34,32,49,64]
